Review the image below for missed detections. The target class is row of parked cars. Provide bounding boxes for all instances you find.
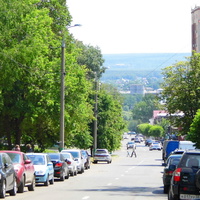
[0,149,91,198]
[0,147,113,198]
[160,140,200,200]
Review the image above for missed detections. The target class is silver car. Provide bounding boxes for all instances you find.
[93,149,112,164]
[61,152,78,176]
[61,149,85,174]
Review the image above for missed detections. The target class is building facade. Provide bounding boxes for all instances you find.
[192,6,200,52]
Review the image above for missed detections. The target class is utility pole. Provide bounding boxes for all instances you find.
[93,73,98,156]
[59,39,65,151]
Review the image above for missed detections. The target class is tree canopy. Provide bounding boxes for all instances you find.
[161,52,200,135]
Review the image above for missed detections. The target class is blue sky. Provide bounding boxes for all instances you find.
[67,0,199,54]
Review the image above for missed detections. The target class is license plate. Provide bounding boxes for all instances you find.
[180,194,200,199]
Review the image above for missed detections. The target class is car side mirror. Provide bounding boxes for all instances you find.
[4,163,8,168]
[25,159,32,164]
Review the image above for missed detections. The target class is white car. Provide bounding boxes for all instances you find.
[61,149,85,174]
[61,152,78,176]
[93,149,112,164]
[26,153,54,186]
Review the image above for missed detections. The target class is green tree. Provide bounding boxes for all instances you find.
[0,0,94,151]
[161,52,200,134]
[137,123,152,137]
[132,94,160,123]
[76,41,106,79]
[148,125,164,138]
[187,109,200,148]
[97,84,126,152]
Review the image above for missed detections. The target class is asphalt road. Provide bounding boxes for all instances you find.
[6,140,167,200]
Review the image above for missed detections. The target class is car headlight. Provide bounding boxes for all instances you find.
[35,170,45,176]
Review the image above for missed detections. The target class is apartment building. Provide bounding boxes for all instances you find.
[192,6,200,52]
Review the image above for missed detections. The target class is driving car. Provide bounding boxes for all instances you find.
[48,153,69,181]
[162,154,182,193]
[93,149,112,164]
[168,149,200,200]
[149,142,162,151]
[26,153,54,186]
[0,153,17,198]
[61,152,78,176]
[126,141,136,149]
[0,150,35,193]
[61,149,85,174]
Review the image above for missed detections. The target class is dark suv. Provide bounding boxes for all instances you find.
[168,150,200,200]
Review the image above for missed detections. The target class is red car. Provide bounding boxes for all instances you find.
[0,151,35,193]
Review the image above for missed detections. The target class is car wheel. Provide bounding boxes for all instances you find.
[168,187,179,200]
[164,185,169,194]
[49,177,54,185]
[74,169,77,176]
[60,173,65,181]
[9,177,17,196]
[81,166,84,173]
[65,171,69,179]
[28,176,35,191]
[0,180,6,198]
[44,175,49,186]
[70,170,74,177]
[18,176,25,193]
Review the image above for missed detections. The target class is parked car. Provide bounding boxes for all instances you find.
[0,153,17,198]
[168,149,200,200]
[26,153,54,186]
[134,137,141,143]
[81,150,91,170]
[48,153,69,181]
[93,149,112,164]
[168,149,185,158]
[126,141,136,149]
[164,140,179,161]
[61,152,78,176]
[61,149,85,174]
[0,151,35,193]
[145,139,153,146]
[162,154,182,193]
[178,140,196,150]
[149,143,162,151]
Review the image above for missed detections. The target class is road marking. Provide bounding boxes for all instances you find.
[82,196,90,199]
[107,183,112,186]
[115,177,119,180]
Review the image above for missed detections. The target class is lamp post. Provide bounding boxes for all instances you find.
[59,24,81,151]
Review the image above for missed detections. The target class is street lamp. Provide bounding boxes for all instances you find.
[59,24,81,151]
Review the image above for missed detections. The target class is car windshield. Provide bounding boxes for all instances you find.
[62,153,70,159]
[49,154,60,160]
[6,153,20,163]
[27,155,45,165]
[96,150,107,154]
[68,152,79,158]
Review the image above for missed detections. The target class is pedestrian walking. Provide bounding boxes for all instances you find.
[130,147,137,158]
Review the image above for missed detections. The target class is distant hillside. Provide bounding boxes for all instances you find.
[101,52,191,89]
